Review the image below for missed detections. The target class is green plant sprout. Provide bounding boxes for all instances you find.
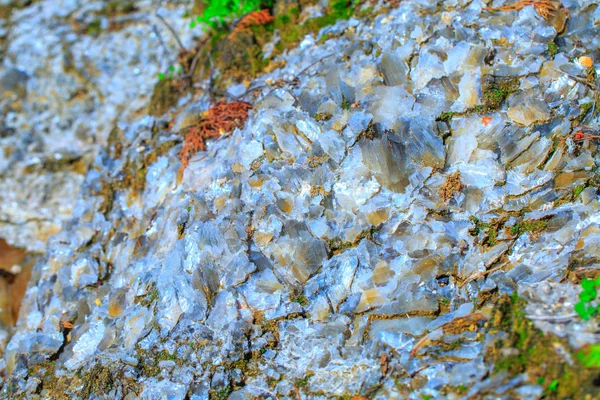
[574,277,600,320]
[157,65,183,81]
[189,0,273,30]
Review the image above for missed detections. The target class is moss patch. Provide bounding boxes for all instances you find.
[79,364,141,398]
[148,78,188,116]
[469,216,507,247]
[575,102,594,125]
[314,112,333,121]
[485,293,600,399]
[192,0,366,91]
[547,41,558,57]
[436,111,455,123]
[23,358,141,399]
[508,218,549,238]
[481,77,519,111]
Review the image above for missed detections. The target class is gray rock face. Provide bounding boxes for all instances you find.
[2,0,600,399]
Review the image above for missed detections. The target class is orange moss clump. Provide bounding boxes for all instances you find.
[229,9,274,39]
[178,101,252,177]
[484,0,569,20]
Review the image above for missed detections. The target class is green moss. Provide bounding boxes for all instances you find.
[198,0,368,90]
[210,386,231,400]
[296,371,315,387]
[136,283,159,307]
[509,219,548,237]
[572,184,586,200]
[482,77,519,111]
[469,216,507,247]
[575,102,594,124]
[148,78,185,116]
[547,41,559,57]
[469,216,487,236]
[486,294,600,399]
[436,111,455,123]
[291,293,308,306]
[136,347,184,378]
[486,226,498,246]
[86,19,102,36]
[104,0,137,15]
[80,364,140,398]
[341,95,351,110]
[314,112,333,121]
[447,338,464,350]
[469,104,485,113]
[460,77,519,115]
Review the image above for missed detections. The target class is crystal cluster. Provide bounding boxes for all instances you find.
[1,0,600,399]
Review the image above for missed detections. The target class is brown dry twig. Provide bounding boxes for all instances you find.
[459,260,510,287]
[178,101,252,176]
[484,0,569,20]
[155,12,186,51]
[229,9,275,39]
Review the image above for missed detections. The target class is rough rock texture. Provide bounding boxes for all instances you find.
[2,0,600,399]
[0,0,195,253]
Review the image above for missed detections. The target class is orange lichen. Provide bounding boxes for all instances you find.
[579,56,594,68]
[178,101,252,177]
[481,116,493,126]
[484,0,569,20]
[229,9,274,39]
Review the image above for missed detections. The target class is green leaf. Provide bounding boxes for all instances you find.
[577,345,600,367]
[581,278,596,293]
[190,21,196,28]
[157,73,165,80]
[574,302,589,320]
[548,379,559,392]
[579,291,593,303]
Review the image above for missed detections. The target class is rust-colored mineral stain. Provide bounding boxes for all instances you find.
[0,239,32,327]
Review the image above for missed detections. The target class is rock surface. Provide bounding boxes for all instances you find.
[1,0,600,399]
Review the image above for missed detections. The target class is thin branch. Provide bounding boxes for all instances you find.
[525,313,578,321]
[151,23,170,55]
[459,260,510,287]
[155,12,186,52]
[553,68,597,90]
